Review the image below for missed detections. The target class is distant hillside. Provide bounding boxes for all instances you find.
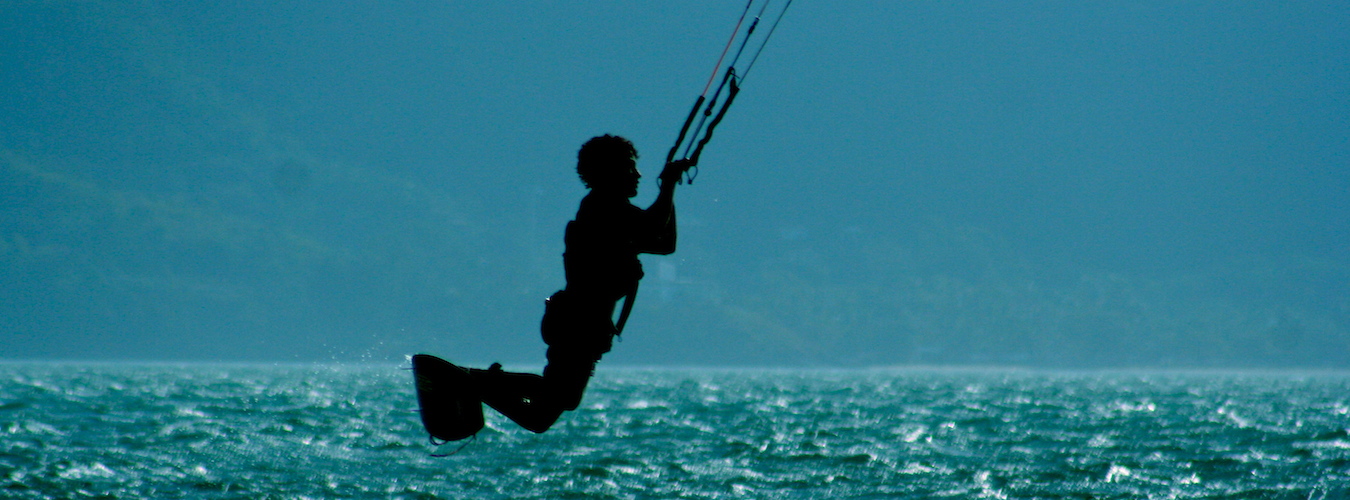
[5,147,1347,366]
[1,150,507,359]
[635,218,1350,368]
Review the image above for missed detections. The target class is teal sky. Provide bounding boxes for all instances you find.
[10,2,1346,261]
[3,1,1348,365]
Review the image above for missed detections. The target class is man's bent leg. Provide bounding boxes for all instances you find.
[542,347,601,412]
[472,367,563,433]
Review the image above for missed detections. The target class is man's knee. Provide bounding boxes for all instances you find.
[542,353,597,411]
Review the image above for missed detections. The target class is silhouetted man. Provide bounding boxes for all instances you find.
[466,135,694,433]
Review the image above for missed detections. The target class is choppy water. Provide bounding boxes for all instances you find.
[2,363,1348,499]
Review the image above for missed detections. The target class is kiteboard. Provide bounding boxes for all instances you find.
[411,354,484,442]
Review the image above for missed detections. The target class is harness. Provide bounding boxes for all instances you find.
[614,286,637,335]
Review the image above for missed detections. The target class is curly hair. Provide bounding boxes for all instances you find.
[576,134,637,188]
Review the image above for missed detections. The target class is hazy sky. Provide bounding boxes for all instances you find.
[14,2,1344,262]
[3,1,1347,365]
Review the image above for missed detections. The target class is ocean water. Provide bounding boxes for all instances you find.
[1,363,1348,499]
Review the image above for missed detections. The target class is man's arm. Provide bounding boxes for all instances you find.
[638,159,695,255]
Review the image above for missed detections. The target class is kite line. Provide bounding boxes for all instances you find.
[665,0,797,184]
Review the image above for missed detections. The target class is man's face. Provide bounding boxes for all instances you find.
[617,156,640,198]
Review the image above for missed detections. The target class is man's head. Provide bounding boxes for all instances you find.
[577,134,640,197]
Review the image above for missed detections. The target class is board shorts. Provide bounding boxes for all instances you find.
[540,289,617,411]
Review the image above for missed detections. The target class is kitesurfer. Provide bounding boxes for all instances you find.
[414,0,796,445]
[469,135,694,433]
